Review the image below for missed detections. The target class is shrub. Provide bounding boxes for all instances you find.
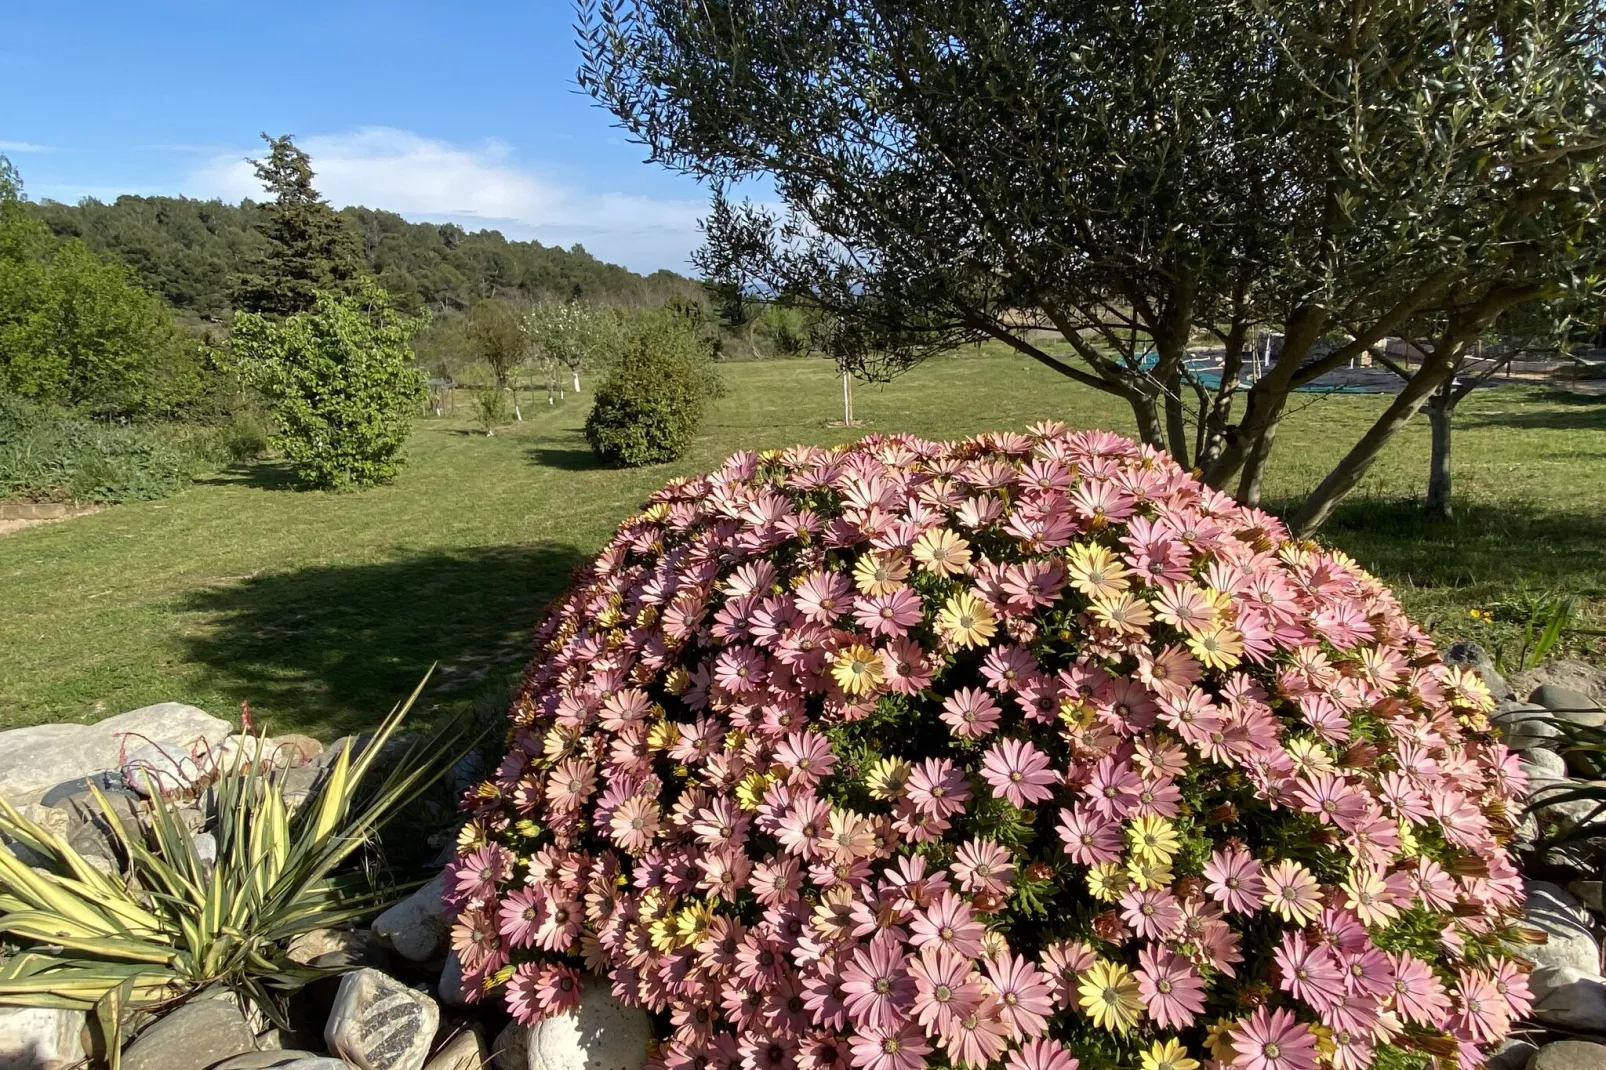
[585,309,720,467]
[0,396,209,503]
[230,282,426,490]
[222,408,273,463]
[451,426,1528,1070]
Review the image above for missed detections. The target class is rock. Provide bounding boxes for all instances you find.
[0,703,232,806]
[273,734,325,765]
[123,741,207,798]
[0,1005,86,1070]
[1524,749,1570,780]
[211,1053,329,1070]
[193,831,218,866]
[1528,777,1606,837]
[1495,701,1562,751]
[492,980,651,1070]
[286,928,375,970]
[1571,881,1606,915]
[1528,1040,1606,1070]
[122,998,257,1070]
[1484,1038,1537,1070]
[438,951,472,1008]
[424,1029,486,1070]
[1445,641,1513,701]
[1521,882,1603,975]
[372,873,450,962]
[64,818,119,875]
[1532,967,1606,1033]
[1513,659,1606,707]
[325,968,439,1070]
[1533,684,1606,728]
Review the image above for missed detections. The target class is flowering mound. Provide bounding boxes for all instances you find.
[449,426,1530,1070]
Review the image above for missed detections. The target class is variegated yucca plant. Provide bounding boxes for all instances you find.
[0,676,471,1058]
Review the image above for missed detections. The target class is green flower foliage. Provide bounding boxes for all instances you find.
[230,282,426,490]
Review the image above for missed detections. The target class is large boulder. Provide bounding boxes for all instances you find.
[211,1054,333,1070]
[492,981,651,1070]
[424,1029,486,1070]
[1512,659,1606,707]
[1532,683,1606,729]
[1494,702,1562,751]
[1520,882,1603,975]
[1528,1041,1606,1070]
[325,968,439,1070]
[371,873,450,962]
[0,1006,86,1070]
[0,703,231,806]
[121,997,257,1070]
[1532,967,1606,1034]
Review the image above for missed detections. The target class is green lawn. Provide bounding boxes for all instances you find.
[2,351,1602,736]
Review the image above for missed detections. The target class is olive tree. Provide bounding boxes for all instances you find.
[578,0,1606,532]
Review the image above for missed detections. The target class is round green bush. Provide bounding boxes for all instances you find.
[585,310,718,467]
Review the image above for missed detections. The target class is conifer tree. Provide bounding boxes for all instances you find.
[233,134,366,316]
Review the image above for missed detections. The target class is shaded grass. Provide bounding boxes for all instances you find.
[0,350,1601,734]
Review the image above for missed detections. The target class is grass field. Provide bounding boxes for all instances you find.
[2,350,1602,736]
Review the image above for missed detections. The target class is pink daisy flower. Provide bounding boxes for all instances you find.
[1055,806,1124,865]
[940,688,1003,740]
[840,935,916,1030]
[984,953,1054,1039]
[1202,848,1266,915]
[937,995,1011,1069]
[1229,1007,1318,1070]
[1119,886,1183,941]
[905,759,971,820]
[848,1022,930,1070]
[909,891,985,958]
[1135,944,1206,1029]
[1006,1039,1079,1070]
[908,947,982,1032]
[980,738,1057,808]
[498,886,547,950]
[1272,932,1345,1012]
[952,838,1015,897]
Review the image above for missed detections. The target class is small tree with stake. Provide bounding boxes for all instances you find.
[578,0,1606,533]
[467,297,532,420]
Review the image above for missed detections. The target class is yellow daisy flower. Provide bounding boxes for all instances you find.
[1126,856,1174,891]
[937,591,997,648]
[648,720,680,753]
[1065,543,1131,600]
[1187,625,1243,670]
[1126,815,1181,866]
[1086,861,1129,902]
[1284,736,1335,776]
[675,902,714,945]
[1141,1040,1200,1070]
[832,643,885,696]
[1077,959,1143,1033]
[1090,592,1154,635]
[1204,1019,1239,1063]
[853,551,909,595]
[911,527,972,576]
[865,756,913,800]
[735,771,775,811]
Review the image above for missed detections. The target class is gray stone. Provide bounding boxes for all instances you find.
[1495,702,1562,750]
[1521,881,1603,975]
[1528,778,1606,837]
[0,703,231,806]
[266,1062,353,1070]
[438,951,472,1008]
[122,998,256,1070]
[371,873,450,962]
[1485,1039,1537,1070]
[1445,641,1513,701]
[65,818,119,875]
[211,1053,329,1070]
[192,832,218,866]
[1572,881,1606,915]
[0,1005,86,1070]
[325,968,438,1070]
[286,928,373,970]
[123,741,208,798]
[1532,967,1606,1033]
[1533,684,1606,728]
[1528,1041,1606,1070]
[1524,749,1570,780]
[492,980,650,1070]
[424,1029,486,1070]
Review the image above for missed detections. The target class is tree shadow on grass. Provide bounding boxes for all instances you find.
[526,443,605,472]
[193,461,303,491]
[178,544,586,737]
[1460,389,1606,433]
[1306,498,1606,610]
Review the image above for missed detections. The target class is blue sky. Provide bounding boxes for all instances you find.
[3,1,715,273]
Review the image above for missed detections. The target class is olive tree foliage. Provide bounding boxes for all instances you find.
[578,0,1606,533]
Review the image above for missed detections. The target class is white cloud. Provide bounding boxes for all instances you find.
[183,127,710,274]
[0,140,58,153]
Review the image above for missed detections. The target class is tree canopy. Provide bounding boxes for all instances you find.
[579,0,1606,531]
